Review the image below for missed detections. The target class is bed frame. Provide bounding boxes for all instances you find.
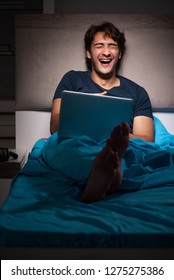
[1,14,174,260]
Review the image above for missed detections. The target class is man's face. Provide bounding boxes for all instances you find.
[87,31,121,78]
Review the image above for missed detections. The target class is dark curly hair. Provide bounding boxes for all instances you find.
[84,21,126,70]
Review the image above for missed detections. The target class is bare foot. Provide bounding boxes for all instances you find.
[107,122,130,157]
[81,122,130,203]
[107,122,130,193]
[81,146,119,203]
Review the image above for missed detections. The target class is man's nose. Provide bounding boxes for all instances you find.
[102,46,111,55]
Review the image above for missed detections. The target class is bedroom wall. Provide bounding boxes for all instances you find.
[15,14,174,111]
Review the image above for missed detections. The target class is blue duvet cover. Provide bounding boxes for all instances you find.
[0,117,174,248]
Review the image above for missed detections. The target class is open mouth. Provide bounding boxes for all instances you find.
[99,59,112,66]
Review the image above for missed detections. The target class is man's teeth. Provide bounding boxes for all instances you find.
[100,60,111,64]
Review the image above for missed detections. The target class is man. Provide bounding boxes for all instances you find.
[50,22,154,202]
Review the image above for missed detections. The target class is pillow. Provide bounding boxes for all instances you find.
[153,116,174,146]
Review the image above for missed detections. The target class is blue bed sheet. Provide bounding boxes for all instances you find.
[0,117,174,248]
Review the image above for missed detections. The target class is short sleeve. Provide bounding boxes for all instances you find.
[53,71,76,100]
[134,87,153,119]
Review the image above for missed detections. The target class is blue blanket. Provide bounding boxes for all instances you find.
[0,117,174,248]
[19,116,174,191]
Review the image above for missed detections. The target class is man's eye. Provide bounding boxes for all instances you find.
[95,44,103,48]
[109,44,118,49]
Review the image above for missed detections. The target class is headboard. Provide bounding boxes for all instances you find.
[15,14,174,150]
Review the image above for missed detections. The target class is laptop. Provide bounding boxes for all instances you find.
[58,90,133,142]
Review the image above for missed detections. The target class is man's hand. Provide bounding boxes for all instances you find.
[93,91,107,96]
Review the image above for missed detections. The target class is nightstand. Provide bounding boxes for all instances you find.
[0,149,28,207]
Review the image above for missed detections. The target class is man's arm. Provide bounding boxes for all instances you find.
[130,115,154,142]
[50,98,61,134]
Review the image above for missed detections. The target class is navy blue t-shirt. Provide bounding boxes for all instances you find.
[53,70,153,130]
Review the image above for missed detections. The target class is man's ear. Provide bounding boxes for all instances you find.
[86,50,91,59]
[119,51,122,59]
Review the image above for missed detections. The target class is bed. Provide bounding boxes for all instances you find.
[0,14,174,260]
